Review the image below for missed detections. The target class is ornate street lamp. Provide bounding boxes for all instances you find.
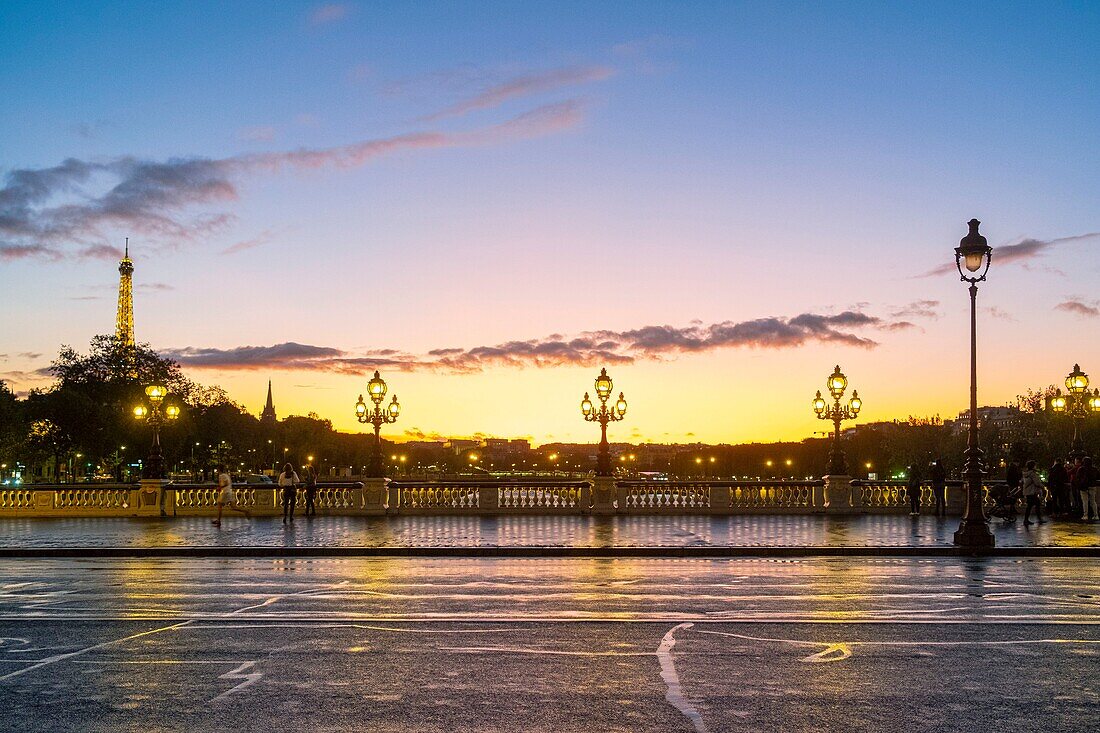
[952,218,994,549]
[354,370,400,478]
[1050,364,1098,458]
[581,367,627,476]
[812,365,861,475]
[132,383,180,479]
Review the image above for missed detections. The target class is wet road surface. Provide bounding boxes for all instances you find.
[3,514,1099,549]
[1,557,1099,731]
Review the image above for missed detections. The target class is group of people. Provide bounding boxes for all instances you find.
[905,459,950,518]
[904,455,1099,526]
[1012,456,1099,524]
[210,462,320,526]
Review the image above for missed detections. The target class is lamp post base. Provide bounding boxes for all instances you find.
[953,519,995,550]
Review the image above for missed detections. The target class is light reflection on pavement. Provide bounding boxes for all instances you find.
[1,557,1098,732]
[2,514,1100,549]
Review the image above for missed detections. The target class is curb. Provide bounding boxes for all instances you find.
[1,546,1099,558]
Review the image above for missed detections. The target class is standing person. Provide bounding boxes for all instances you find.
[1006,462,1023,493]
[1021,460,1045,526]
[213,464,250,526]
[279,462,300,524]
[1048,458,1069,517]
[303,465,319,518]
[1074,456,1098,522]
[1069,458,1084,517]
[930,459,948,518]
[907,463,923,517]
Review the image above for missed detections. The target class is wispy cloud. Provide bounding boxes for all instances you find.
[164,310,908,375]
[222,228,279,255]
[1055,299,1100,318]
[422,64,614,121]
[309,3,349,26]
[0,101,585,261]
[891,300,940,320]
[921,232,1100,277]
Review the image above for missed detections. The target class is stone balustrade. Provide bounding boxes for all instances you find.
[0,478,1012,519]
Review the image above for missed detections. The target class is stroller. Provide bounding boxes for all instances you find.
[987,483,1022,522]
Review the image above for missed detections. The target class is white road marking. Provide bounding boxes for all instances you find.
[1,614,1099,624]
[212,660,261,701]
[657,623,707,733]
[0,621,191,682]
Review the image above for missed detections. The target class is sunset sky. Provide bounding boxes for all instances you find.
[2,1,1099,445]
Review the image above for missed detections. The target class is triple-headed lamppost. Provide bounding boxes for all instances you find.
[581,368,627,476]
[354,371,401,478]
[133,384,180,479]
[1051,364,1100,458]
[812,366,861,475]
[953,219,995,549]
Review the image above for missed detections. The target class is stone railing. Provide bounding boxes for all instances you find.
[386,480,591,514]
[851,479,1009,514]
[0,478,1016,518]
[0,483,144,517]
[615,480,821,513]
[164,482,368,516]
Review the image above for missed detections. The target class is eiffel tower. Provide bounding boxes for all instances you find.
[116,238,135,347]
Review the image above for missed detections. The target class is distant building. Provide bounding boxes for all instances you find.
[446,439,481,454]
[260,381,277,425]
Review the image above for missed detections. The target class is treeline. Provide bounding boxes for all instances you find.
[0,336,382,481]
[0,335,1096,482]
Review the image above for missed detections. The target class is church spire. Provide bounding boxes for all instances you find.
[261,380,277,424]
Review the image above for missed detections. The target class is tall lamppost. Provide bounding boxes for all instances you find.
[580,367,627,476]
[1050,364,1099,458]
[952,218,995,549]
[354,371,401,478]
[812,365,862,475]
[132,384,180,479]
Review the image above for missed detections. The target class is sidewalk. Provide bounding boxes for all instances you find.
[1,514,1098,554]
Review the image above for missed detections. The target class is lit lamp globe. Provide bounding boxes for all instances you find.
[1051,391,1067,413]
[812,391,826,415]
[848,390,862,415]
[388,395,401,419]
[367,371,388,404]
[145,384,166,405]
[1066,364,1089,395]
[580,393,594,417]
[133,405,148,419]
[615,393,628,417]
[827,366,847,399]
[594,368,613,401]
[354,395,367,418]
[165,404,180,420]
[955,219,992,276]
[1090,390,1100,412]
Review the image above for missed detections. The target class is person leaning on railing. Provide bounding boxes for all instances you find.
[930,459,948,519]
[303,465,318,518]
[279,463,300,524]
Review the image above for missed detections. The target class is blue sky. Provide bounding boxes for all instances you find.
[1,1,1098,442]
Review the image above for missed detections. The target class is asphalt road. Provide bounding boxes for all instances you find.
[1,557,1099,732]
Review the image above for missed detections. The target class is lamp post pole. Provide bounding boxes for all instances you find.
[952,219,995,550]
[133,385,179,480]
[1051,365,1098,459]
[354,371,401,479]
[581,368,628,477]
[812,365,862,475]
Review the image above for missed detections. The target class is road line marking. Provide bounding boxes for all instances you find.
[0,621,191,682]
[658,623,707,733]
[212,660,261,701]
